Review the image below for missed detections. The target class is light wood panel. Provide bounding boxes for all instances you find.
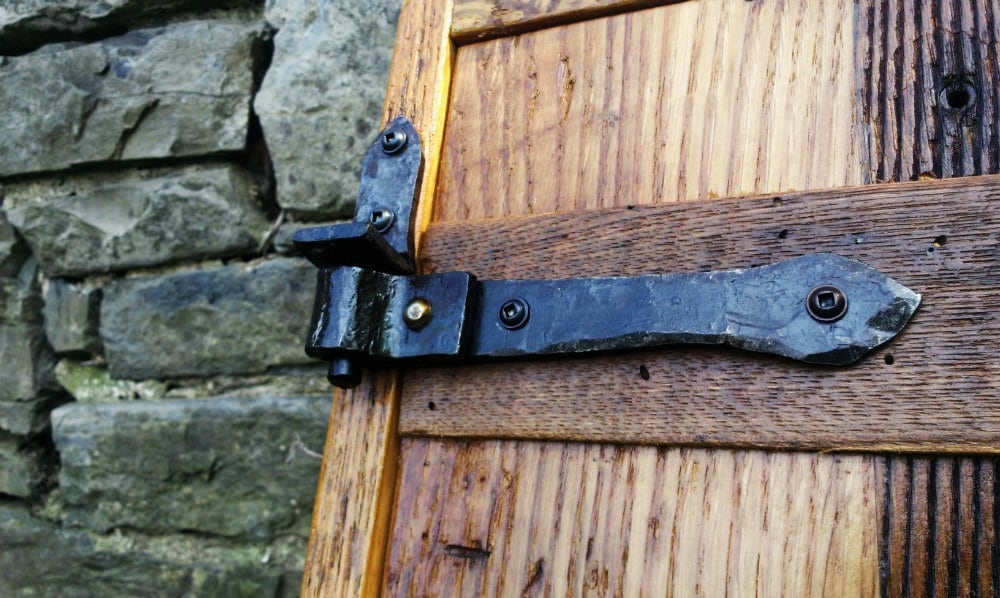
[401,175,1000,451]
[300,0,456,594]
[452,0,682,42]
[301,373,401,596]
[385,1,878,595]
[437,0,864,222]
[385,440,879,596]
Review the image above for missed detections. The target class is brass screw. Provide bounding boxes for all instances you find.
[404,298,432,330]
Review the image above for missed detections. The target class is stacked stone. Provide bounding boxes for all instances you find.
[0,0,400,595]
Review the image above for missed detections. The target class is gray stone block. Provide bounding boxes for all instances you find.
[0,433,35,497]
[254,0,400,219]
[0,0,256,55]
[44,279,102,354]
[0,21,265,177]
[0,259,59,404]
[0,212,29,279]
[0,505,290,596]
[101,257,317,379]
[52,395,329,540]
[0,395,68,436]
[6,164,271,276]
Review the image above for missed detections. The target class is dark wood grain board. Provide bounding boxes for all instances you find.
[400,176,1000,451]
[858,0,1000,183]
[859,3,1000,595]
[878,456,999,598]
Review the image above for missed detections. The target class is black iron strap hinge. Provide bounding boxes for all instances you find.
[294,118,921,389]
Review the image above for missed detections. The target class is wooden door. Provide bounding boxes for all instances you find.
[302,1,1000,595]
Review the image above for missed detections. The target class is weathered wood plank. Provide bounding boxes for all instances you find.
[859,0,1000,183]
[857,2,1000,594]
[451,0,683,43]
[300,0,456,594]
[877,456,999,597]
[438,0,863,222]
[401,175,1000,451]
[385,440,879,596]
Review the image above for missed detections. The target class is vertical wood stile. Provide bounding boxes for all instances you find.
[300,0,455,595]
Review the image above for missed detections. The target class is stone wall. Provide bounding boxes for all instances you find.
[0,1,400,594]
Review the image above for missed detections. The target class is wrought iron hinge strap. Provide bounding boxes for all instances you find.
[294,118,921,388]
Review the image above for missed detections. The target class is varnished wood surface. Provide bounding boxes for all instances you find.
[300,0,456,595]
[301,374,401,596]
[305,0,1000,595]
[452,0,683,43]
[384,1,882,595]
[402,175,1000,451]
[438,0,864,222]
[385,440,879,596]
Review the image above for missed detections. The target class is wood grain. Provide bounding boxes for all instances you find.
[858,0,1000,183]
[300,0,455,594]
[877,456,999,597]
[301,374,401,596]
[857,3,1000,595]
[384,1,881,595]
[451,0,683,43]
[402,175,1000,451]
[385,440,879,596]
[437,0,864,222]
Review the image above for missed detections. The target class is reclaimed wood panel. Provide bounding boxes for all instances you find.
[451,0,683,43]
[401,175,1000,451]
[877,456,999,597]
[437,0,863,222]
[859,0,1000,183]
[385,440,879,596]
[300,0,456,595]
[858,2,1000,595]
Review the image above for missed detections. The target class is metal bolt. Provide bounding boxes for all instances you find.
[381,129,408,154]
[806,285,848,323]
[498,298,530,330]
[404,298,433,330]
[370,209,395,232]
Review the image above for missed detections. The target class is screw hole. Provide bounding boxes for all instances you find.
[772,197,782,207]
[777,229,788,239]
[427,401,436,411]
[941,81,977,111]
[932,235,947,248]
[884,354,895,365]
[639,365,650,381]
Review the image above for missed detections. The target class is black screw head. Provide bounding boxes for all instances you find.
[806,285,848,323]
[370,209,395,232]
[498,298,530,330]
[380,129,408,154]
